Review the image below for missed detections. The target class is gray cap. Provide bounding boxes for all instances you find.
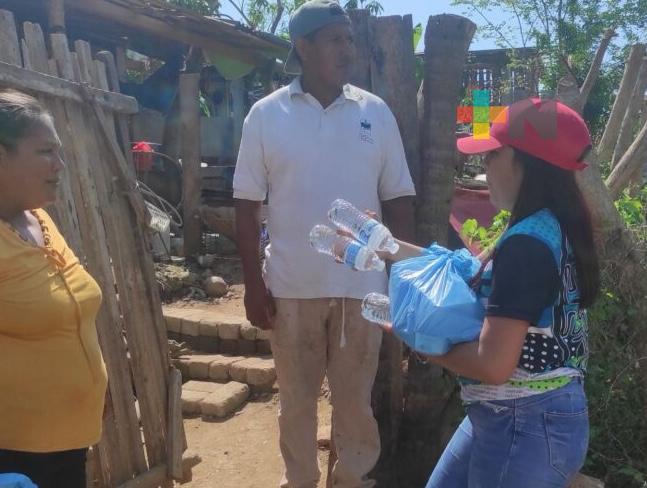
[284,0,351,74]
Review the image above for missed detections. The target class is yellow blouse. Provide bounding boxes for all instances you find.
[0,209,107,452]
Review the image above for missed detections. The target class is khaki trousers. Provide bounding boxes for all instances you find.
[271,298,383,488]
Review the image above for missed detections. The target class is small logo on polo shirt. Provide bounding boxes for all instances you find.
[360,119,374,144]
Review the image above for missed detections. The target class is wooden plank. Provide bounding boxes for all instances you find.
[22,23,51,74]
[180,73,203,256]
[50,32,142,485]
[167,368,184,479]
[368,14,421,192]
[96,50,134,167]
[47,0,66,33]
[348,9,372,91]
[86,56,170,474]
[230,78,245,153]
[0,59,139,114]
[0,10,22,66]
[74,40,94,84]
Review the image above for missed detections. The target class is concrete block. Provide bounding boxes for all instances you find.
[196,335,220,354]
[181,317,201,337]
[183,380,220,394]
[208,355,245,381]
[164,309,184,333]
[220,339,239,355]
[245,358,276,388]
[199,318,220,338]
[175,357,192,379]
[217,321,241,340]
[187,355,221,380]
[239,321,258,341]
[200,382,250,418]
[181,389,208,415]
[238,339,257,355]
[256,328,272,341]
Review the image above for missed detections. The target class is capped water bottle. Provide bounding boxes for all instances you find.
[362,292,391,325]
[309,225,385,272]
[328,199,399,254]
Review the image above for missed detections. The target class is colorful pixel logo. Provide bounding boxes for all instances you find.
[457,89,507,140]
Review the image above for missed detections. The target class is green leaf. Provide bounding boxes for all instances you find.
[413,23,423,51]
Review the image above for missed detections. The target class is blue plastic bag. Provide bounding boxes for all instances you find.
[389,244,485,355]
[0,474,38,488]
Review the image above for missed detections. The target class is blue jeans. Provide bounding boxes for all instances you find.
[426,378,589,488]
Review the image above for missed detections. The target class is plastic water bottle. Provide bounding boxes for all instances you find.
[362,292,391,325]
[309,225,385,272]
[327,199,399,254]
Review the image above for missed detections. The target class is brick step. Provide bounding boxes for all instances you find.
[164,307,272,356]
[182,380,250,418]
[175,353,277,393]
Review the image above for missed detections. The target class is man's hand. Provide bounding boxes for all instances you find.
[244,280,276,330]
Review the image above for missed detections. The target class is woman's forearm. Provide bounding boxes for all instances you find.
[381,239,425,263]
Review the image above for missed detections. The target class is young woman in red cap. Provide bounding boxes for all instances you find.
[382,97,599,487]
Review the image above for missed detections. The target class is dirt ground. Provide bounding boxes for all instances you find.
[170,269,333,488]
[180,394,332,488]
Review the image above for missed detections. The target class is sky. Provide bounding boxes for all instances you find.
[218,0,517,51]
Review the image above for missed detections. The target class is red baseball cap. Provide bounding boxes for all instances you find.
[457,98,592,171]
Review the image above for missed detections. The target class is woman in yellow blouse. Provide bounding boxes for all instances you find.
[0,90,107,487]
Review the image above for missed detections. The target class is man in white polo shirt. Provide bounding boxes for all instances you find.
[234,1,416,487]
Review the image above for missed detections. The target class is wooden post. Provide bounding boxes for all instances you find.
[180,73,203,256]
[606,119,647,198]
[47,0,66,33]
[348,9,371,91]
[417,14,476,247]
[598,43,646,162]
[230,78,246,156]
[369,14,421,192]
[0,10,22,66]
[400,14,476,488]
[365,14,421,487]
[612,57,647,168]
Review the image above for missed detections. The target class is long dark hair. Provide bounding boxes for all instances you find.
[510,148,600,307]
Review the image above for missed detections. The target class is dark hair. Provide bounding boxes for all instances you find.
[0,89,50,151]
[510,148,600,307]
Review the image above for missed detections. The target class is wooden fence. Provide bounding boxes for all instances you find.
[0,9,185,487]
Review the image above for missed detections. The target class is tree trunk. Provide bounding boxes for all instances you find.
[417,14,476,246]
[574,28,616,113]
[597,43,645,162]
[611,57,647,168]
[398,14,476,488]
[364,14,420,486]
[606,119,647,199]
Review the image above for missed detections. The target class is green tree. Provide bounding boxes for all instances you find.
[451,0,647,137]
[343,0,384,15]
[229,0,383,34]
[164,0,219,15]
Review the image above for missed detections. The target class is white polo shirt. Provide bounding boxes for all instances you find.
[233,77,416,299]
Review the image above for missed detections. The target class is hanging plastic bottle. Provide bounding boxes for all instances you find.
[361,292,391,325]
[327,199,399,254]
[309,225,385,272]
